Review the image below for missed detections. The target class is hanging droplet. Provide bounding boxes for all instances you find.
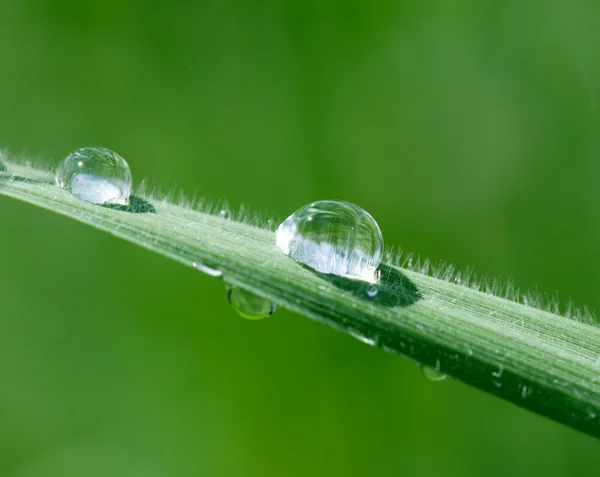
[275,200,384,282]
[227,285,275,320]
[55,147,132,205]
[0,152,10,176]
[419,364,448,382]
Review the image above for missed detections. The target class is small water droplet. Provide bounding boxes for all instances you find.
[275,200,383,282]
[55,147,132,205]
[227,285,275,320]
[419,364,448,382]
[192,262,223,278]
[367,285,378,298]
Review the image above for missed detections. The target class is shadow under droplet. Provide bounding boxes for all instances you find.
[313,263,421,308]
[103,195,156,214]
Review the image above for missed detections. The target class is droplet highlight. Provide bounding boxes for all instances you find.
[227,285,275,320]
[349,330,378,347]
[419,364,448,382]
[275,200,384,282]
[192,262,223,278]
[55,147,132,205]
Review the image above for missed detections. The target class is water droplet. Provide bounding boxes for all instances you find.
[55,147,132,205]
[419,361,448,382]
[275,200,383,282]
[367,285,378,298]
[227,285,275,320]
[192,262,223,278]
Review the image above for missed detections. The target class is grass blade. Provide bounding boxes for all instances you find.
[1,163,599,438]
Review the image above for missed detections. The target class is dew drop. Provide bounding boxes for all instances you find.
[419,363,448,382]
[367,285,378,298]
[275,200,383,282]
[55,147,132,205]
[227,285,275,320]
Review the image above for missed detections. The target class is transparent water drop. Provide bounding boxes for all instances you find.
[419,364,448,382]
[227,285,275,320]
[275,200,384,282]
[367,285,378,298]
[55,147,132,205]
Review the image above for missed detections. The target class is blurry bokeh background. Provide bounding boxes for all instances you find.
[1,1,599,475]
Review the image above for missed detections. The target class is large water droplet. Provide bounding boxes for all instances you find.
[419,364,448,382]
[227,285,275,320]
[55,147,132,205]
[275,200,384,282]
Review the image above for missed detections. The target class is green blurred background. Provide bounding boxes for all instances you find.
[1,1,599,475]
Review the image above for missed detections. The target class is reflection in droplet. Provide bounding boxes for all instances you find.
[55,147,132,205]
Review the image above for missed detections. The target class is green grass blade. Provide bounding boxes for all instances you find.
[1,164,599,438]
